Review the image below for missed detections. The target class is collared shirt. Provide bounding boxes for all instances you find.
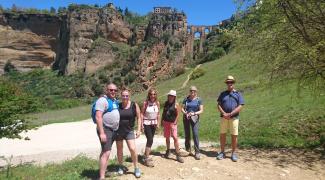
[217,90,244,118]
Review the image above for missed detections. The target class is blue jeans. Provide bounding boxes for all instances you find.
[183,116,200,154]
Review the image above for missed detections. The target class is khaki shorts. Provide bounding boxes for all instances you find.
[220,118,239,135]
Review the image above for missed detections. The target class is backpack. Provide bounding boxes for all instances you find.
[119,101,137,127]
[91,97,119,124]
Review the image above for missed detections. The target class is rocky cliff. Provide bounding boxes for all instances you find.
[0,13,60,74]
[134,11,189,89]
[54,5,133,74]
[0,4,193,91]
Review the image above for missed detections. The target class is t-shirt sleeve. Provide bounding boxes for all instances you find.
[95,97,108,112]
[217,92,223,104]
[182,98,187,105]
[198,98,203,105]
[238,92,245,105]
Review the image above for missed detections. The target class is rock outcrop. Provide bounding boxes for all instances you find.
[0,4,197,91]
[55,6,133,74]
[134,11,189,89]
[0,13,61,74]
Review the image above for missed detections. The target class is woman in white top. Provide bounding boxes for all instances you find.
[141,88,160,167]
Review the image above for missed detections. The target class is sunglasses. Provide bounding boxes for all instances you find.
[190,90,197,92]
[150,93,156,96]
[226,82,234,84]
[109,89,118,92]
[121,95,129,98]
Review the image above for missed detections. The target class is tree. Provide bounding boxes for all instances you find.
[124,7,131,17]
[0,5,4,13]
[50,7,56,14]
[57,7,67,15]
[236,0,325,91]
[0,79,39,139]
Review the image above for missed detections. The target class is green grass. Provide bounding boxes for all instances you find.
[0,155,122,179]
[26,50,325,148]
[27,105,91,127]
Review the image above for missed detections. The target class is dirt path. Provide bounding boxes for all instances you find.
[119,147,325,180]
[0,120,324,180]
[180,64,202,89]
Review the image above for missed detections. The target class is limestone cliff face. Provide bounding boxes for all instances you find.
[0,5,192,91]
[55,6,133,74]
[134,11,189,89]
[0,13,60,74]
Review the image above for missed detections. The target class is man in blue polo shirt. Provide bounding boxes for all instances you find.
[216,75,244,162]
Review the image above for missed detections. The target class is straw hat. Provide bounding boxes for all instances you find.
[225,75,236,83]
[190,86,198,91]
[167,90,177,97]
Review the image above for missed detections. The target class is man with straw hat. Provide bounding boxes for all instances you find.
[216,75,244,162]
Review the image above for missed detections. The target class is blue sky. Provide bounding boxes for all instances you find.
[0,0,238,25]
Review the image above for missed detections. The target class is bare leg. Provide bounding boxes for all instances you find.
[220,133,226,152]
[116,140,124,165]
[166,137,170,150]
[99,150,110,179]
[231,135,238,154]
[126,139,138,168]
[145,147,151,158]
[173,136,180,154]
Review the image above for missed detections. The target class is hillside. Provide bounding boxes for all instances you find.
[133,50,325,148]
[25,49,325,149]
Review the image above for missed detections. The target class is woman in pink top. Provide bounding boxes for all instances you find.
[141,88,160,167]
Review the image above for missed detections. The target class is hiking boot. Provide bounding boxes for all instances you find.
[117,166,124,175]
[231,153,238,162]
[216,152,225,160]
[186,148,192,155]
[134,167,141,178]
[194,153,201,160]
[164,150,171,159]
[176,155,184,163]
[144,157,154,167]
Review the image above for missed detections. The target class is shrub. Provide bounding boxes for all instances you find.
[174,66,186,77]
[0,78,40,138]
[190,67,205,80]
[201,47,226,63]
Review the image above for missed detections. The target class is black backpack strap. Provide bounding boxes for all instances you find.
[229,92,239,104]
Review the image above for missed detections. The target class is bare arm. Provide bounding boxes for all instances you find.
[230,105,243,117]
[175,103,180,124]
[135,103,142,138]
[96,111,106,142]
[156,101,161,128]
[140,101,147,130]
[217,104,226,114]
[195,105,204,115]
[181,104,187,114]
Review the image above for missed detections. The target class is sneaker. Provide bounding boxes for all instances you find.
[164,150,171,159]
[176,155,184,163]
[134,168,141,178]
[216,152,225,160]
[194,153,200,160]
[144,157,154,167]
[231,153,238,162]
[117,166,124,175]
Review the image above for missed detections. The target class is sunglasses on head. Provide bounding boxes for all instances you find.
[109,89,118,92]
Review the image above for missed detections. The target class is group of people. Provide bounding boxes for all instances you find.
[93,75,244,179]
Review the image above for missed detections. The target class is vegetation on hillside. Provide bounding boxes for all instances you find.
[0,78,39,138]
[236,0,325,91]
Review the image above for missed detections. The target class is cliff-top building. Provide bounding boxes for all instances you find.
[153,7,172,14]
